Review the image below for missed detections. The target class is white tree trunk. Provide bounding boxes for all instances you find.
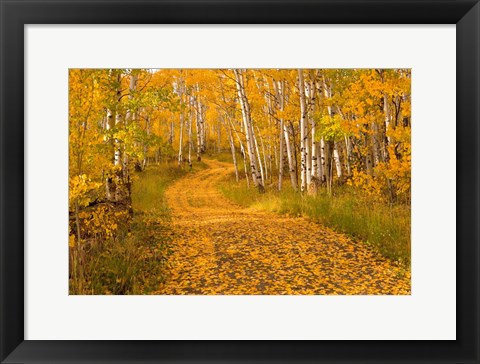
[178,112,184,166]
[240,143,250,188]
[278,118,284,191]
[177,78,184,166]
[114,111,122,169]
[316,142,323,180]
[383,93,391,154]
[169,115,174,145]
[199,102,206,153]
[143,115,150,170]
[227,120,239,182]
[309,75,317,180]
[333,142,343,179]
[234,69,264,191]
[344,134,352,176]
[126,73,137,172]
[105,108,115,200]
[322,77,343,181]
[284,123,298,190]
[256,125,268,185]
[276,79,285,191]
[195,95,202,161]
[228,115,249,187]
[298,69,310,191]
[188,97,193,167]
[320,137,326,183]
[253,125,265,186]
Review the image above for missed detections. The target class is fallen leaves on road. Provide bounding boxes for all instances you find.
[155,160,411,295]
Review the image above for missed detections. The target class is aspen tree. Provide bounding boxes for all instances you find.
[309,72,318,180]
[298,69,310,191]
[275,79,285,191]
[233,69,264,192]
[177,74,184,166]
[188,96,194,168]
[230,117,249,186]
[322,76,343,180]
[105,70,123,201]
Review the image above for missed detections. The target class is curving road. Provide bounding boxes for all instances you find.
[156,159,410,295]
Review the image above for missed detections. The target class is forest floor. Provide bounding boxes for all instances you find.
[155,159,411,295]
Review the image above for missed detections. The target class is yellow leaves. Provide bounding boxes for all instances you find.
[387,124,411,144]
[349,139,411,204]
[157,159,410,295]
[69,234,76,248]
[348,168,383,200]
[69,174,102,207]
[226,247,238,255]
[77,205,127,240]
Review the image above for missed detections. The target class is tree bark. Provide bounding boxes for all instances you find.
[227,119,239,182]
[177,75,184,166]
[298,69,311,191]
[234,69,264,192]
[277,79,285,191]
[284,122,298,190]
[309,75,318,180]
[188,96,193,168]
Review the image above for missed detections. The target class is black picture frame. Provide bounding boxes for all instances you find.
[1,1,479,363]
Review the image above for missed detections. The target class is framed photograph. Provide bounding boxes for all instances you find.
[1,0,478,363]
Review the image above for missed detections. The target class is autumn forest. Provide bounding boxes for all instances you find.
[69,69,411,295]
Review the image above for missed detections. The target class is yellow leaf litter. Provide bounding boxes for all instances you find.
[155,159,411,295]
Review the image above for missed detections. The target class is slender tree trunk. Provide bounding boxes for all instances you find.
[310,77,318,180]
[143,116,150,170]
[105,108,116,200]
[188,97,193,168]
[229,113,249,187]
[195,95,202,161]
[277,79,285,191]
[298,69,310,191]
[199,101,206,153]
[383,94,391,160]
[113,112,123,202]
[320,137,326,183]
[253,126,265,186]
[333,142,343,179]
[226,117,239,182]
[234,69,264,192]
[217,118,222,153]
[284,122,298,190]
[177,77,184,166]
[125,73,137,174]
[240,143,250,188]
[379,69,392,148]
[322,77,343,182]
[278,118,284,191]
[169,115,174,145]
[256,125,268,185]
[316,142,323,179]
[344,134,352,176]
[114,113,122,169]
[365,131,373,176]
[325,141,333,194]
[178,111,184,166]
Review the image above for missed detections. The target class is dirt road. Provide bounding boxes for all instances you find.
[158,159,410,295]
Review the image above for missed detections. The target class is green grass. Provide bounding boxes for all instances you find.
[205,151,235,163]
[220,177,411,267]
[132,164,191,211]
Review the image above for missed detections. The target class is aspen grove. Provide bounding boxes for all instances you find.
[69,69,411,295]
